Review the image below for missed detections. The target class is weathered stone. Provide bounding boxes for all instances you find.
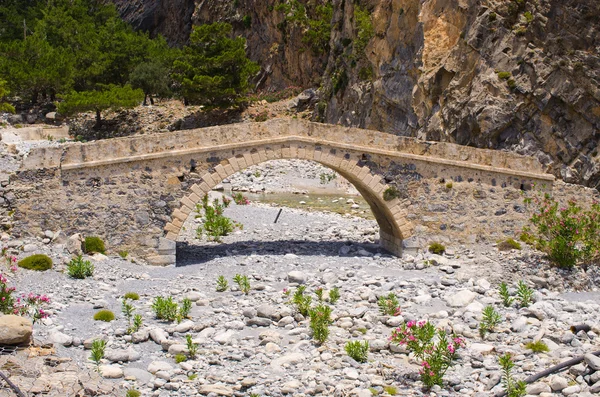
[99,365,123,379]
[197,384,233,396]
[0,315,32,345]
[584,353,600,371]
[446,290,477,307]
[287,271,306,284]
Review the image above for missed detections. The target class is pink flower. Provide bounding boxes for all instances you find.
[447,344,455,354]
[406,321,415,328]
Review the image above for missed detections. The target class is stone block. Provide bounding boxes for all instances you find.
[258,150,268,163]
[180,197,195,212]
[281,147,291,158]
[172,209,186,222]
[165,232,178,241]
[357,167,369,180]
[190,184,204,197]
[158,237,176,255]
[146,255,176,266]
[214,164,227,180]
[289,144,298,158]
[251,152,260,165]
[189,193,201,204]
[237,156,247,169]
[172,218,183,228]
[368,175,382,189]
[243,153,254,167]
[199,182,211,193]
[297,148,306,159]
[362,173,373,186]
[224,164,234,176]
[164,223,179,233]
[228,157,240,172]
[201,173,216,187]
[313,150,322,161]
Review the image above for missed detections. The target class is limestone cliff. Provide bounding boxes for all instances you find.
[109,0,600,189]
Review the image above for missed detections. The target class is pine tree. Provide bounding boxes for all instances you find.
[0,79,15,113]
[172,22,259,108]
[57,84,143,127]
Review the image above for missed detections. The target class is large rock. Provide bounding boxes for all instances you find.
[287,271,306,284]
[198,384,233,396]
[445,290,477,307]
[99,365,123,379]
[66,234,83,255]
[147,361,173,374]
[584,354,600,371]
[0,315,32,345]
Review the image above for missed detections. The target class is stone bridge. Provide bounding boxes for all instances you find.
[10,119,554,265]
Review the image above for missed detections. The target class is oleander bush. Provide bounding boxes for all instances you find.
[18,254,53,271]
[67,255,94,279]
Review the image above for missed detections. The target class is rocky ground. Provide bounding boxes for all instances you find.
[2,128,600,397]
[1,190,600,396]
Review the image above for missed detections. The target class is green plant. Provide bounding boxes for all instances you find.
[309,304,332,344]
[319,172,337,184]
[479,305,502,338]
[516,280,534,308]
[391,321,464,388]
[523,195,599,268]
[369,387,379,395]
[383,386,397,395]
[132,314,143,334]
[186,334,199,358]
[507,79,517,89]
[345,340,369,363]
[152,296,179,321]
[93,310,115,322]
[356,327,367,335]
[315,287,325,301]
[523,11,533,23]
[445,182,453,189]
[175,353,187,363]
[497,238,522,251]
[383,186,400,201]
[67,255,94,279]
[122,299,134,324]
[354,5,374,56]
[125,389,141,397]
[329,287,340,304]
[377,293,401,316]
[0,274,15,314]
[232,192,249,205]
[489,12,497,22]
[17,254,53,271]
[525,340,549,353]
[292,286,312,316]
[118,250,128,259]
[90,339,106,370]
[497,71,511,80]
[499,353,527,397]
[188,374,198,381]
[428,242,446,255]
[195,195,241,242]
[124,292,140,301]
[499,282,514,307]
[233,274,251,294]
[84,237,106,254]
[179,298,192,319]
[242,15,252,28]
[216,275,229,292]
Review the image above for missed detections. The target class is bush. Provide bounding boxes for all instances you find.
[377,293,401,316]
[383,186,400,201]
[497,71,511,80]
[428,242,446,255]
[309,304,332,344]
[84,237,106,254]
[93,310,115,322]
[126,389,141,397]
[345,340,369,363]
[497,238,522,251]
[67,255,94,279]
[525,340,549,353]
[124,292,140,300]
[174,353,187,363]
[18,254,53,271]
[524,195,599,268]
[195,195,241,242]
[152,296,179,321]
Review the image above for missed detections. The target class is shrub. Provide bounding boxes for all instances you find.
[232,192,250,205]
[329,287,340,304]
[175,353,187,363]
[186,334,199,358]
[124,292,140,301]
[84,237,106,254]
[497,71,511,80]
[93,310,115,322]
[497,238,522,251]
[524,195,599,268]
[118,250,128,259]
[383,186,400,201]
[0,274,15,314]
[383,386,397,395]
[499,353,526,397]
[195,195,241,242]
[179,298,192,319]
[292,286,312,316]
[152,296,178,321]
[90,339,106,370]
[445,182,453,189]
[233,274,250,294]
[428,242,446,255]
[126,389,141,397]
[499,282,514,307]
[345,340,369,363]
[391,321,464,388]
[377,293,401,316]
[309,304,332,344]
[525,340,549,353]
[18,254,53,271]
[216,275,228,292]
[479,305,502,338]
[67,255,94,279]
[516,280,534,308]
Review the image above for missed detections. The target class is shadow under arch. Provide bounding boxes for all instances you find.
[162,144,414,264]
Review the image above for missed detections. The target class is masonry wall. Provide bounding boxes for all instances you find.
[9,119,560,265]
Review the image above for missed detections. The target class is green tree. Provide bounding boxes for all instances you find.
[57,84,143,127]
[172,22,259,108]
[129,61,171,105]
[0,79,15,113]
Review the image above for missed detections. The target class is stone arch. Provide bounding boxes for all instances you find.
[160,143,414,264]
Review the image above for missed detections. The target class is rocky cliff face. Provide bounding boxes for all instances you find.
[109,0,600,190]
